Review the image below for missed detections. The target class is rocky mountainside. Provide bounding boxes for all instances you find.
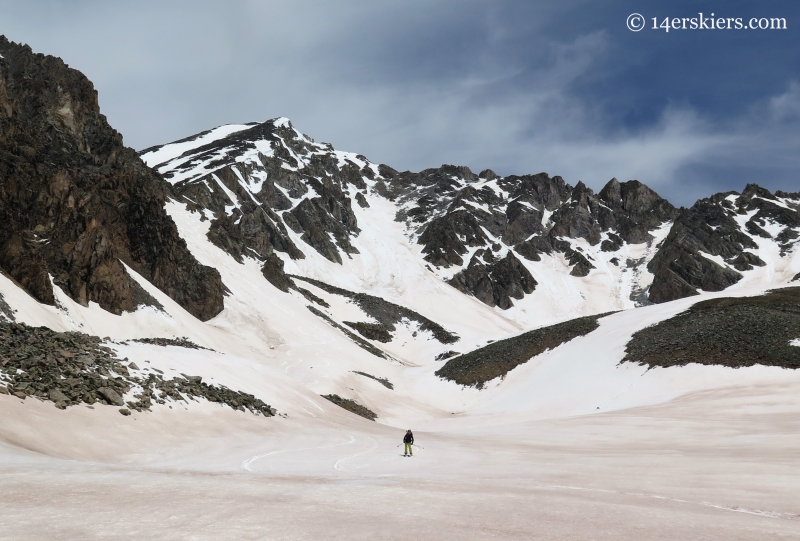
[140,119,360,268]
[0,36,799,431]
[142,119,800,316]
[648,185,800,302]
[1,33,798,378]
[383,168,678,308]
[0,37,224,321]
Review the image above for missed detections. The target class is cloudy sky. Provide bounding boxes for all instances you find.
[2,0,798,205]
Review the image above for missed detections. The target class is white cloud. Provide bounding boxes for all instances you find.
[1,0,797,205]
[769,81,800,121]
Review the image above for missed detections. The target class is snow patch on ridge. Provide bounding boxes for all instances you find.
[141,123,254,167]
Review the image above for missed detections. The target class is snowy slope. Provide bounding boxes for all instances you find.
[140,120,655,329]
[140,118,800,331]
[0,116,798,430]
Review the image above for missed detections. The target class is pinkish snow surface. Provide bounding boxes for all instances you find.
[2,380,800,540]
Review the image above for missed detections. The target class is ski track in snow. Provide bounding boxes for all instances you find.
[536,484,800,521]
[241,434,356,472]
[293,390,324,412]
[241,437,797,520]
[243,434,381,474]
[333,434,379,472]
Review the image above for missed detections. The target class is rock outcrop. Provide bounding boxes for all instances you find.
[321,394,377,421]
[647,185,800,303]
[597,179,679,243]
[293,276,459,344]
[436,312,612,387]
[0,37,224,320]
[448,251,536,309]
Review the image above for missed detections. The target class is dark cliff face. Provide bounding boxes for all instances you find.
[448,250,536,309]
[0,37,224,320]
[548,179,679,247]
[597,179,678,244]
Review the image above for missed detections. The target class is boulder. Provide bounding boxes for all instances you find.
[97,387,124,406]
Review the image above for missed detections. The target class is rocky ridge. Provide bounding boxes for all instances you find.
[353,371,393,390]
[141,119,363,269]
[144,114,800,315]
[141,124,702,311]
[388,169,679,307]
[293,276,459,345]
[0,37,224,321]
[306,304,390,359]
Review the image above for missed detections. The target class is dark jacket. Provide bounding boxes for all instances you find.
[403,431,414,444]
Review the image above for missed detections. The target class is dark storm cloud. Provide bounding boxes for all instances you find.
[1,0,798,205]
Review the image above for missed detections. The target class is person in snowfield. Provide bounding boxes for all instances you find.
[403,429,414,456]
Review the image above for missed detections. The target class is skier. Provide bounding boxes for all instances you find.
[403,429,414,456]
